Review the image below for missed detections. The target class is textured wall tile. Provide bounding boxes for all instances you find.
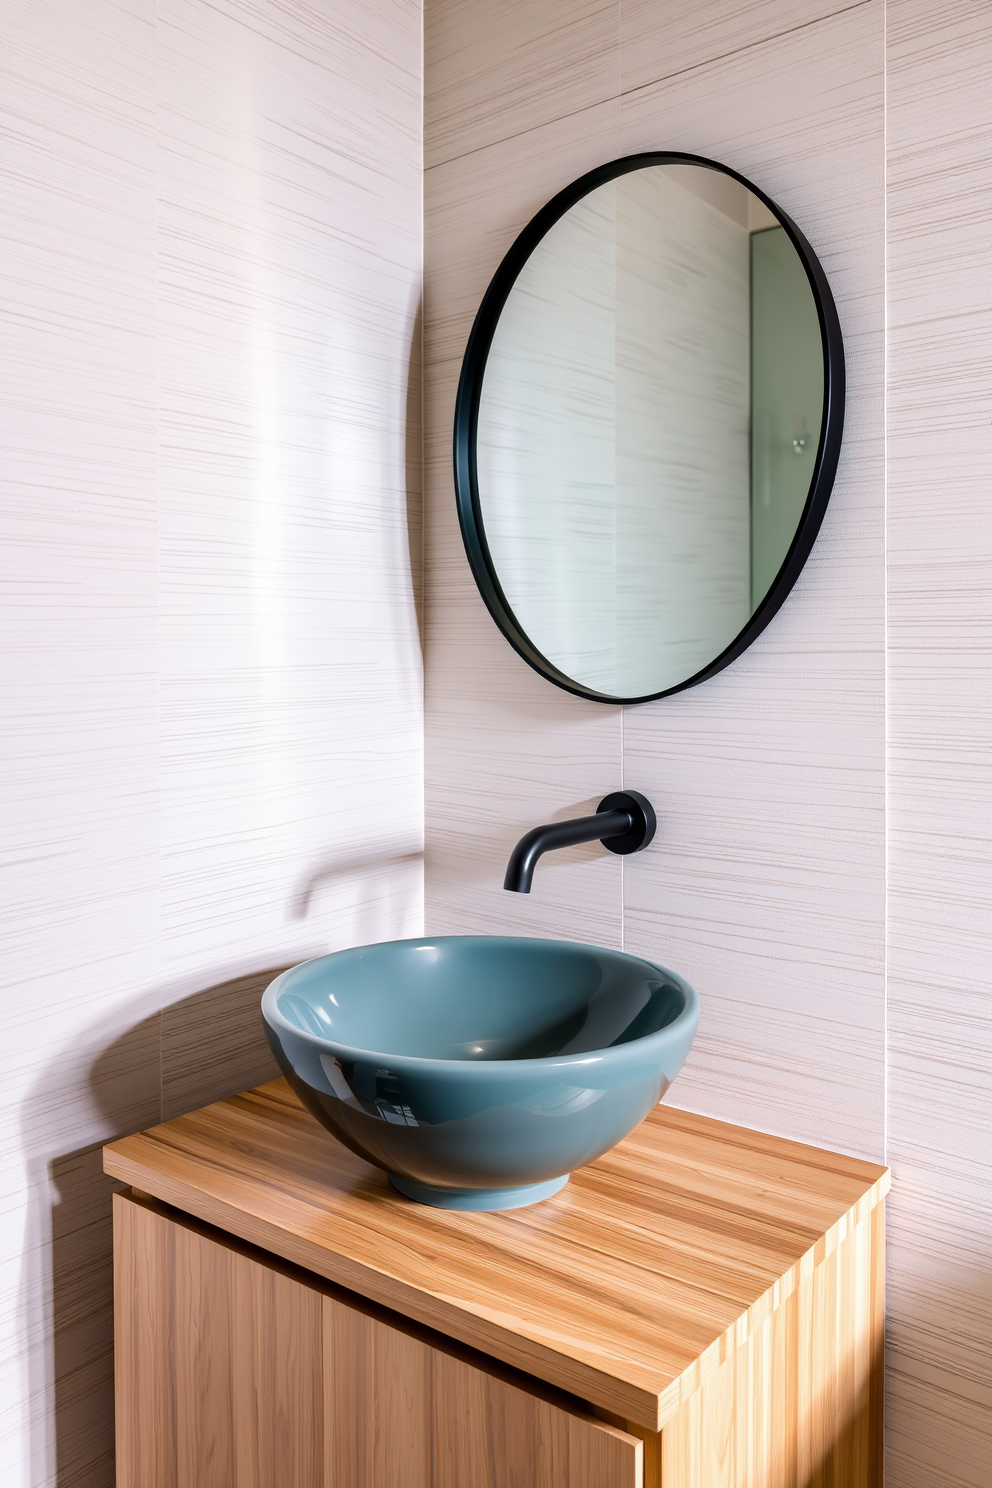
[620,0,852,98]
[156,0,425,1104]
[0,0,424,1483]
[424,105,625,946]
[620,4,886,1158]
[424,0,988,1481]
[885,1,992,1482]
[0,3,161,1483]
[426,0,618,169]
[425,1,884,1152]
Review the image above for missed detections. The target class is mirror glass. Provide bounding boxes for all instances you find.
[465,159,838,702]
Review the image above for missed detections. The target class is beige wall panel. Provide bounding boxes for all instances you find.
[425,0,618,169]
[423,0,989,1485]
[157,0,425,1109]
[425,105,627,944]
[425,2,885,1144]
[425,101,620,371]
[0,5,161,1484]
[620,0,850,98]
[885,1,992,1484]
[1,0,424,1482]
[618,3,885,1158]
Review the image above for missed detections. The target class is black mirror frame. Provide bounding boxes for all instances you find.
[452,151,846,705]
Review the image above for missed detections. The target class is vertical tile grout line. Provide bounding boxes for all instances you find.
[620,707,625,951]
[881,11,890,1481]
[881,0,889,1173]
[618,0,624,954]
[155,0,165,1128]
[420,0,427,939]
[617,0,623,157]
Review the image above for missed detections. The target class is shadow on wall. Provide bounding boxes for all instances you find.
[406,298,424,653]
[291,847,425,920]
[19,837,424,1486]
[14,293,425,1487]
[19,964,290,1488]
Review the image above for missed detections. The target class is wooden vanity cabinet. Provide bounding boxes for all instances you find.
[114,1192,641,1488]
[106,1079,889,1488]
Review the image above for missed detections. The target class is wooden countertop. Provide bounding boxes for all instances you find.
[103,1078,888,1432]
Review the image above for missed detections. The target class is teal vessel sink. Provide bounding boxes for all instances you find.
[261,936,699,1212]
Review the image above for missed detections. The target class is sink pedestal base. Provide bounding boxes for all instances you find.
[388,1172,569,1210]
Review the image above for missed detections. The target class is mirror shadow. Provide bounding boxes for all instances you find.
[405,297,424,654]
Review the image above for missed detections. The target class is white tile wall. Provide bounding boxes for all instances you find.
[424,0,990,1483]
[620,2,886,1158]
[0,6,160,1483]
[3,0,990,1484]
[886,2,992,1483]
[155,0,424,1053]
[425,103,626,948]
[425,0,618,169]
[426,0,886,1151]
[619,0,848,96]
[0,0,423,1483]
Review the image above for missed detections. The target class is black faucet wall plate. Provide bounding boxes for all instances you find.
[596,791,657,855]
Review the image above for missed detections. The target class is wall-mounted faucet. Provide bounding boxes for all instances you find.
[503,791,657,893]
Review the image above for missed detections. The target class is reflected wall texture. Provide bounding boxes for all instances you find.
[750,225,825,604]
[474,164,824,698]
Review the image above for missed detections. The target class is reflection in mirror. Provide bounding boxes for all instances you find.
[470,161,834,701]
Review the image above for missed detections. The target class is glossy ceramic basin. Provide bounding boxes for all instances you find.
[261,935,699,1211]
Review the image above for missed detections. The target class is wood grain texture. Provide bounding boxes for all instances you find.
[115,1191,324,1488]
[324,1293,434,1488]
[116,1189,641,1488]
[657,1210,882,1488]
[598,1201,885,1488]
[325,1293,642,1487]
[1,1,423,1483]
[104,1078,888,1432]
[885,1,992,1483]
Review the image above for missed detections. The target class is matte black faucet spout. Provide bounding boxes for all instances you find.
[503,791,656,893]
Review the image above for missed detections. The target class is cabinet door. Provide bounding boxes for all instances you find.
[115,1192,324,1488]
[115,1191,641,1488]
[324,1296,642,1488]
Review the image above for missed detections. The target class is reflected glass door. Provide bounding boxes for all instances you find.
[750,225,824,609]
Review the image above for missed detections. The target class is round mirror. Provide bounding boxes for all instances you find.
[454,153,844,704]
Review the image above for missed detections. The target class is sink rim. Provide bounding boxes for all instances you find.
[261,934,700,1075]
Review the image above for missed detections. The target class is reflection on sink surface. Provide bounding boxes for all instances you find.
[261,935,699,1212]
